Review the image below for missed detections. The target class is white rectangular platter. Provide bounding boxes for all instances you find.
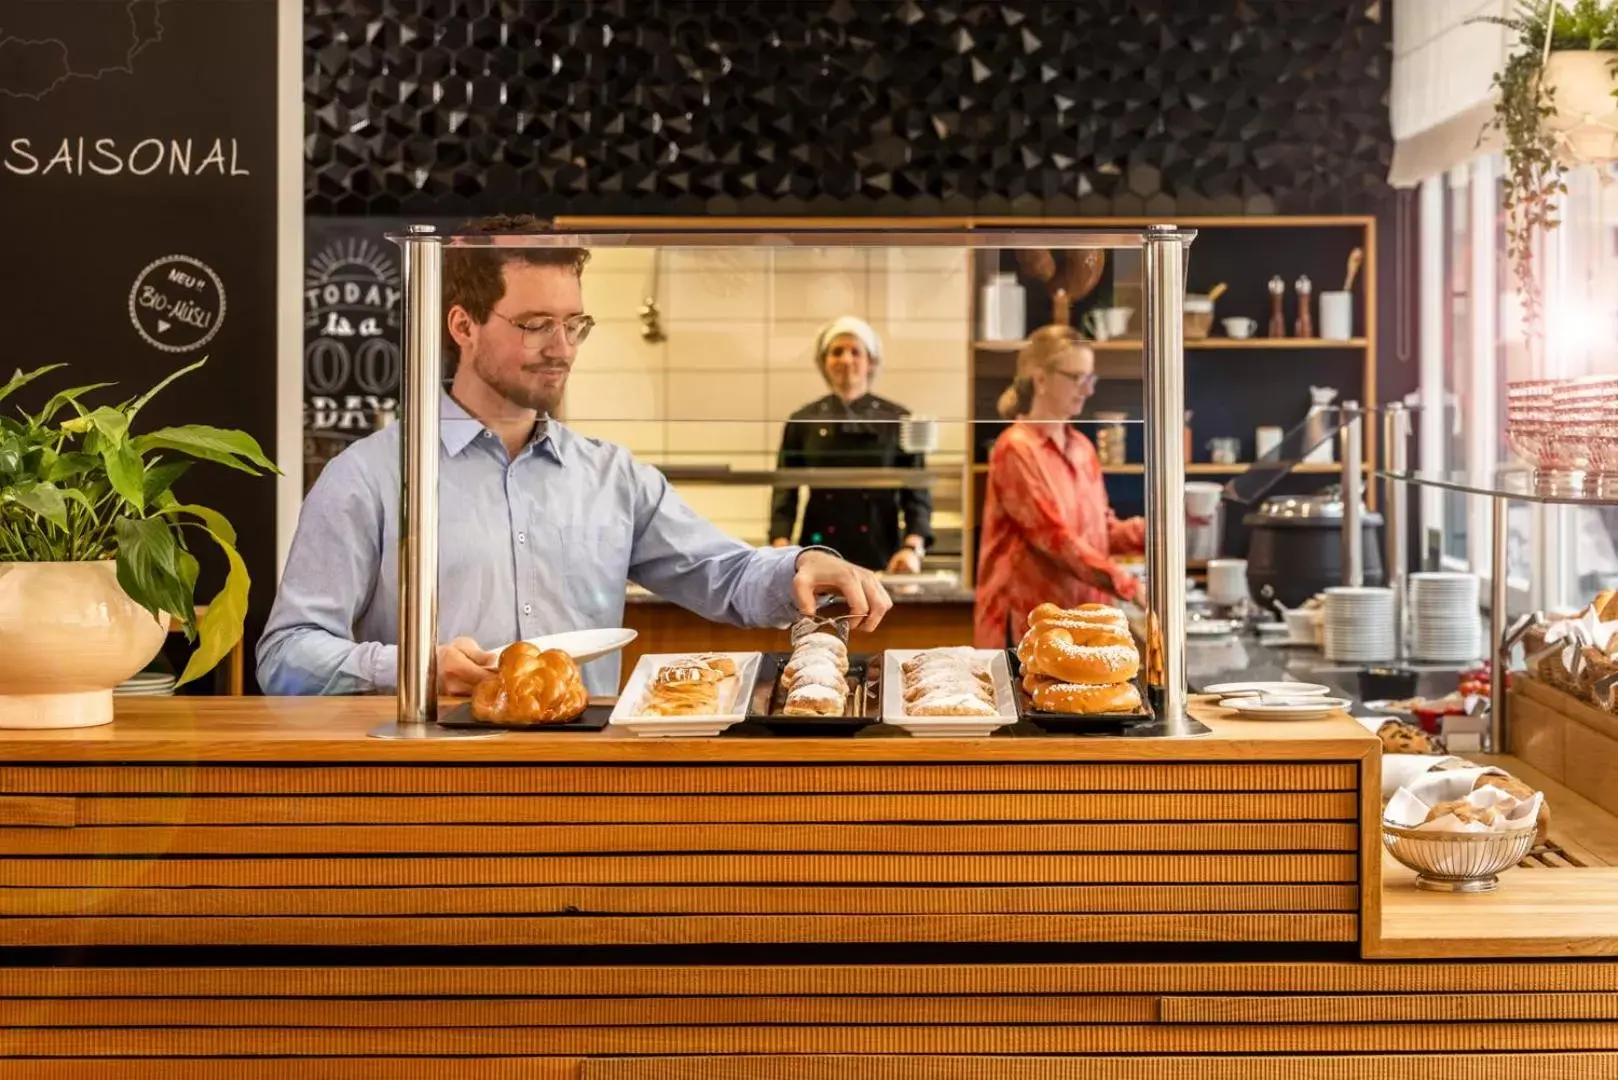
[609,652,762,738]
[881,648,1018,737]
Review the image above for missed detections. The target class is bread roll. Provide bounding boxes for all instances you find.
[1377,719,1442,755]
[1474,772,1548,842]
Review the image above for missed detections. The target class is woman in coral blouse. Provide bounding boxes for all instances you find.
[974,325,1147,648]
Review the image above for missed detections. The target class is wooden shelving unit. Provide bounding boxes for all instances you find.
[963,215,1379,588]
[970,462,1355,476]
[974,337,1369,352]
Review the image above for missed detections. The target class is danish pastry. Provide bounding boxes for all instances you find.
[640,655,735,716]
[777,631,851,718]
[901,648,998,716]
[783,683,846,716]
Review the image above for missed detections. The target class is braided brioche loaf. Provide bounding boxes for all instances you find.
[471,642,589,727]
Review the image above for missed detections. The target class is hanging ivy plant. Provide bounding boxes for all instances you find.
[1471,0,1618,349]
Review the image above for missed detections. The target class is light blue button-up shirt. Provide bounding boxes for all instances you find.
[257,391,803,696]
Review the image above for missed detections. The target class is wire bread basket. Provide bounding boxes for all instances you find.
[1382,822,1538,893]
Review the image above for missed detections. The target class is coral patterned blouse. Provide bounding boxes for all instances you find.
[974,422,1146,648]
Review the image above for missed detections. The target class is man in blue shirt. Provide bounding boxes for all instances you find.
[258,216,891,697]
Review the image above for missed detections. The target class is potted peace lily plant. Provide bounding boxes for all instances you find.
[0,360,275,728]
[1474,0,1618,343]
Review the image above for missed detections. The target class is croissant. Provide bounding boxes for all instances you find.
[470,643,588,727]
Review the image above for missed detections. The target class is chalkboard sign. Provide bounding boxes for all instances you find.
[0,0,279,689]
[303,219,406,490]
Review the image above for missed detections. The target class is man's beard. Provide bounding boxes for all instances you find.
[472,347,567,416]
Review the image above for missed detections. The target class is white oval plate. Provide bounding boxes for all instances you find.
[1186,619,1238,637]
[1203,681,1332,698]
[1221,696,1352,720]
[486,627,638,667]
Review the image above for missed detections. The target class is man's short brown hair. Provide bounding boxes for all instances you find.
[442,214,590,365]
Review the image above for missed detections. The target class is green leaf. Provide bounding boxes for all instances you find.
[85,406,130,445]
[44,452,98,483]
[127,358,206,420]
[0,365,65,408]
[142,460,191,504]
[35,383,115,426]
[175,524,248,688]
[6,482,68,530]
[133,425,276,475]
[162,501,237,547]
[101,440,145,511]
[114,516,195,634]
[174,548,200,643]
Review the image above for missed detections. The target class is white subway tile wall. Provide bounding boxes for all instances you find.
[563,248,970,543]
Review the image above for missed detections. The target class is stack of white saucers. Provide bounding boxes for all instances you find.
[114,670,178,697]
[1322,586,1396,663]
[1409,571,1482,662]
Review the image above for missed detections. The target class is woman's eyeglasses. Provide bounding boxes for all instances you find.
[1052,368,1098,393]
[492,311,596,349]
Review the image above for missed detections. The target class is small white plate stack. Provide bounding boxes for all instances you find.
[114,670,178,697]
[1322,586,1396,663]
[1409,572,1481,662]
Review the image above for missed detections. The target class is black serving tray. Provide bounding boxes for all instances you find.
[741,652,879,735]
[437,699,613,731]
[1007,650,1155,732]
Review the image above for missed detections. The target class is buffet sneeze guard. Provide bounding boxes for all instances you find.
[375,225,1198,739]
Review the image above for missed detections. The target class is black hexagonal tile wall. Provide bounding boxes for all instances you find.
[304,0,1392,217]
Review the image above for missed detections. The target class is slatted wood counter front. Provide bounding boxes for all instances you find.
[0,698,1375,949]
[10,700,1618,1076]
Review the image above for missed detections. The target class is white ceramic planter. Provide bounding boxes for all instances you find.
[1544,51,1618,164]
[0,561,167,728]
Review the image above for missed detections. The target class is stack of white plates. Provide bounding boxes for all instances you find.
[1409,572,1482,662]
[1322,586,1396,663]
[115,670,177,697]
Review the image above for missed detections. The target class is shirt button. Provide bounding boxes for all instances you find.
[523,603,533,615]
[517,532,526,544]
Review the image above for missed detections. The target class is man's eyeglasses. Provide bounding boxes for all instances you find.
[491,311,596,349]
[1053,368,1098,393]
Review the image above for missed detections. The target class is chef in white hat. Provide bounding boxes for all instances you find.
[770,316,932,574]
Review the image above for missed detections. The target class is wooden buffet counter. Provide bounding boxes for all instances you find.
[2,697,1617,1077]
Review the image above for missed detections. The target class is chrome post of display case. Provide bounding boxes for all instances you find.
[1341,403,1364,587]
[373,225,503,740]
[1143,226,1191,736]
[1490,494,1508,754]
[1383,403,1409,658]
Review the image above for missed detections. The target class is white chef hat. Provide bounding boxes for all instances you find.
[814,316,883,374]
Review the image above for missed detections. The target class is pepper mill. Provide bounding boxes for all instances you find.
[1266,276,1286,338]
[1294,274,1314,338]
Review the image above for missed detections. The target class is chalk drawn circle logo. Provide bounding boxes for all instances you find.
[128,255,227,353]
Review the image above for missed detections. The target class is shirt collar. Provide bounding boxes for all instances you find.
[438,388,567,466]
[1020,420,1082,467]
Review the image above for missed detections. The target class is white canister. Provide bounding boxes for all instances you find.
[979,272,1027,341]
[1303,386,1338,465]
[1185,481,1225,561]
[1206,557,1249,608]
[1319,290,1353,341]
[1255,426,1283,460]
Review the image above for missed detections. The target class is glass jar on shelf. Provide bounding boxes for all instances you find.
[1094,411,1129,466]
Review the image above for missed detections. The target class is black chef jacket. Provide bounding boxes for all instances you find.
[770,393,934,572]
